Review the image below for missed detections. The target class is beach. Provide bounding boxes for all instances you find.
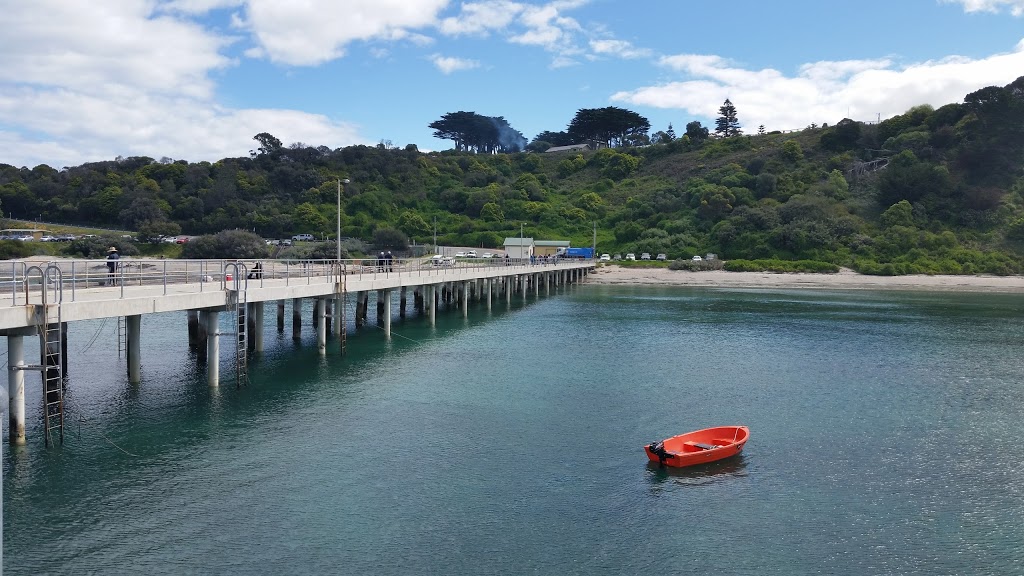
[587,265,1024,293]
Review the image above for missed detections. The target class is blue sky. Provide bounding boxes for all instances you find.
[1,0,1022,168]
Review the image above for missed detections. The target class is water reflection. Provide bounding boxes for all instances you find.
[645,454,748,487]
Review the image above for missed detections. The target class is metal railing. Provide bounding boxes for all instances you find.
[0,256,593,304]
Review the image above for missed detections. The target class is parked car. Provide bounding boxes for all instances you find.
[656,254,667,261]
[640,253,651,260]
[482,252,494,258]
[600,253,611,261]
[292,233,314,241]
[613,254,622,260]
[176,237,189,244]
[625,253,636,261]
[280,239,292,247]
[430,255,455,267]
[466,250,477,258]
[692,255,703,261]
[455,251,467,258]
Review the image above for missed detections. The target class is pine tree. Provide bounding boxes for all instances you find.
[666,123,676,141]
[714,99,742,137]
[758,125,766,135]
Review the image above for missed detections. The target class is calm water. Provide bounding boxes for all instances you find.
[4,284,1024,574]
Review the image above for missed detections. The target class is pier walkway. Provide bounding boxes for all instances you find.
[1,256,594,445]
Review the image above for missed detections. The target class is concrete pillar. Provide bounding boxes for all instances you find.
[428,282,436,325]
[292,298,302,340]
[61,322,69,376]
[399,286,407,318]
[253,301,265,352]
[187,309,201,351]
[196,311,208,363]
[332,296,342,336]
[383,289,392,340]
[522,275,527,301]
[277,300,285,332]
[506,277,512,305]
[8,335,25,445]
[206,310,220,387]
[486,278,492,310]
[316,299,326,356]
[545,272,550,295]
[534,273,540,297]
[376,291,385,325]
[461,282,469,317]
[127,314,141,384]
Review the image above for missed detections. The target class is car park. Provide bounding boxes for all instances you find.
[640,253,651,260]
[625,253,636,261]
[656,254,667,261]
[600,253,611,261]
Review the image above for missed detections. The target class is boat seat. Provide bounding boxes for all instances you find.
[684,441,719,450]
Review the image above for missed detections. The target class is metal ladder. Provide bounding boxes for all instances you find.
[117,315,127,359]
[226,263,248,388]
[22,264,66,447]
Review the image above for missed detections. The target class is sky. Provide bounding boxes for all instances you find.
[1,0,1023,169]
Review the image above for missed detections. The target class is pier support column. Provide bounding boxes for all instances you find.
[333,296,342,336]
[206,310,220,387]
[253,302,265,352]
[316,299,327,356]
[277,300,285,332]
[534,273,540,297]
[522,275,527,301]
[383,289,392,340]
[545,272,551,295]
[197,311,209,363]
[377,291,385,325]
[506,277,512,305]
[461,282,469,317]
[127,314,142,384]
[8,335,25,445]
[400,286,407,318]
[486,278,492,310]
[428,284,437,326]
[187,310,200,351]
[292,298,302,340]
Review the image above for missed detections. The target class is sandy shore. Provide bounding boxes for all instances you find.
[586,265,1024,293]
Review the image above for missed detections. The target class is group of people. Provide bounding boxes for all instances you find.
[376,251,394,272]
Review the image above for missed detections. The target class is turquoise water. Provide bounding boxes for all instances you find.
[4,284,1024,574]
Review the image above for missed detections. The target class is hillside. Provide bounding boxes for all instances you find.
[1,76,1022,274]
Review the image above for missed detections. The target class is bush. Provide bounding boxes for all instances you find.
[0,240,37,260]
[181,230,269,259]
[723,259,839,273]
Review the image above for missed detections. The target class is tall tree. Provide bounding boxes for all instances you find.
[251,133,283,157]
[566,106,650,148]
[429,112,526,153]
[714,99,742,137]
[685,121,710,143]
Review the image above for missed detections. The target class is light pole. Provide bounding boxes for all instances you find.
[337,178,349,262]
[520,222,524,261]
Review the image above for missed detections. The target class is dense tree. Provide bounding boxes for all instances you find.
[429,112,527,153]
[372,227,409,251]
[182,230,268,259]
[566,107,650,148]
[685,121,710,143]
[251,133,283,157]
[714,99,742,137]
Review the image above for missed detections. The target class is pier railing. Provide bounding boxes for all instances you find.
[1,256,593,304]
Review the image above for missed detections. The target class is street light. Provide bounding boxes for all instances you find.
[337,178,349,262]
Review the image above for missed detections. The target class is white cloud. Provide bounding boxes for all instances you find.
[236,0,449,66]
[439,1,524,35]
[160,0,245,14]
[589,39,652,59]
[942,0,1024,15]
[0,0,363,168]
[612,41,1024,132]
[430,54,481,74]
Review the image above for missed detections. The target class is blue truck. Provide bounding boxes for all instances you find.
[558,247,594,259]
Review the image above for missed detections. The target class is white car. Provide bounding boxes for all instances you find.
[656,254,667,261]
[599,253,611,261]
[625,253,636,261]
[640,253,651,260]
[692,255,703,261]
[455,251,467,258]
[466,250,477,258]
[430,255,455,267]
[482,252,494,258]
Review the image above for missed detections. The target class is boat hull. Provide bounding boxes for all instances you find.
[644,426,749,468]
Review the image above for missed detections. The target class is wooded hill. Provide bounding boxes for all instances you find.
[1,77,1022,275]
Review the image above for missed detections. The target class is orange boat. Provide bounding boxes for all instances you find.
[644,426,749,467]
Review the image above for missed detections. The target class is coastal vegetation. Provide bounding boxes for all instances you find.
[0,77,1022,275]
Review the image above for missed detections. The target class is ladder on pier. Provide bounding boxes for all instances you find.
[21,264,66,447]
[117,315,127,359]
[227,263,249,388]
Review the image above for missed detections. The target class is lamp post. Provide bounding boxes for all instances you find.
[337,178,349,262]
[520,222,524,261]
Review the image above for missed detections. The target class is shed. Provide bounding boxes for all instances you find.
[533,240,571,257]
[503,237,534,260]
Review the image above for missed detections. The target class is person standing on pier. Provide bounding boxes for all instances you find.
[106,246,120,285]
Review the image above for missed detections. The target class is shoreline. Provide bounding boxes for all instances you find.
[585,265,1024,293]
